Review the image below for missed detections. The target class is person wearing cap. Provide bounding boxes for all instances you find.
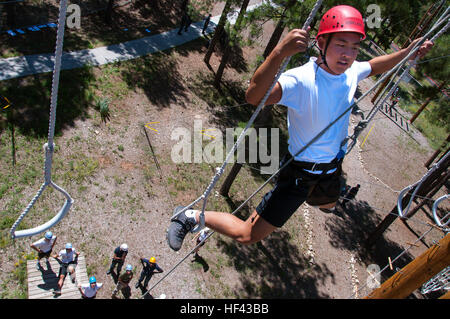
[53,243,80,295]
[166,5,434,252]
[30,231,57,270]
[112,264,134,299]
[135,256,163,290]
[107,243,128,275]
[78,276,103,299]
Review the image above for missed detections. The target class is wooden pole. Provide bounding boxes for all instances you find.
[424,134,450,168]
[410,81,446,124]
[219,162,243,197]
[365,234,450,299]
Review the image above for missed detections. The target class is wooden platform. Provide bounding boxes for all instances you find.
[27,255,88,299]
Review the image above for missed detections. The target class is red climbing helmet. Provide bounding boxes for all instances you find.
[317,5,366,40]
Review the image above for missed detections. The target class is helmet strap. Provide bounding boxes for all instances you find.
[319,34,333,68]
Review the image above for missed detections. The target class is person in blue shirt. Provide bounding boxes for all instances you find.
[135,257,163,290]
[107,243,128,275]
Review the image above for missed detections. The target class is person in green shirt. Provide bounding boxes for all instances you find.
[111,264,133,299]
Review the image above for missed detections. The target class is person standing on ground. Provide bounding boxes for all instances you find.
[135,257,163,291]
[112,264,134,299]
[202,13,212,35]
[107,243,128,275]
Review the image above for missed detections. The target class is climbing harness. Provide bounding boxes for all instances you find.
[10,0,73,239]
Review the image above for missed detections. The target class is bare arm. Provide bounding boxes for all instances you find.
[368,38,434,77]
[30,243,41,253]
[246,28,310,106]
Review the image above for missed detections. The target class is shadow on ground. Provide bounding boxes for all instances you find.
[216,230,335,298]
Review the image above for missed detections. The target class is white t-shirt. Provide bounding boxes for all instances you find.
[32,236,56,253]
[278,57,372,164]
[81,283,102,298]
[58,249,77,263]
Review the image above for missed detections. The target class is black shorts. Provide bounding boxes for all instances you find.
[38,250,52,259]
[58,261,77,277]
[255,155,343,227]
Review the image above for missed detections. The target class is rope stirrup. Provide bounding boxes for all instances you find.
[10,0,73,239]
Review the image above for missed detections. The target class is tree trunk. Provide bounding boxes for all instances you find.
[219,162,243,197]
[262,0,297,59]
[214,42,232,88]
[213,0,250,87]
[105,0,115,24]
[263,17,285,59]
[204,0,233,65]
[410,81,446,123]
[5,3,16,28]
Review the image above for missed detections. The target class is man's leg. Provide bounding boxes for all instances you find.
[167,207,276,251]
[136,270,145,288]
[200,210,276,245]
[107,259,116,274]
[68,264,76,283]
[55,266,66,294]
[143,273,152,290]
[116,261,124,274]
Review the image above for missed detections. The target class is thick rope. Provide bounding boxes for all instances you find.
[10,0,73,239]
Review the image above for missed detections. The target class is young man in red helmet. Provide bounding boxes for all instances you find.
[167,5,434,251]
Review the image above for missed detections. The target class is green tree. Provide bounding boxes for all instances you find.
[413,33,449,131]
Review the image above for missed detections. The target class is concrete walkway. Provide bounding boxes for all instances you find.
[0,2,264,81]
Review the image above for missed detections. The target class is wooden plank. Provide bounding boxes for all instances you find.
[27,254,87,299]
[365,234,450,299]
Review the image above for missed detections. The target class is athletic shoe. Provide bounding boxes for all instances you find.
[166,206,197,251]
